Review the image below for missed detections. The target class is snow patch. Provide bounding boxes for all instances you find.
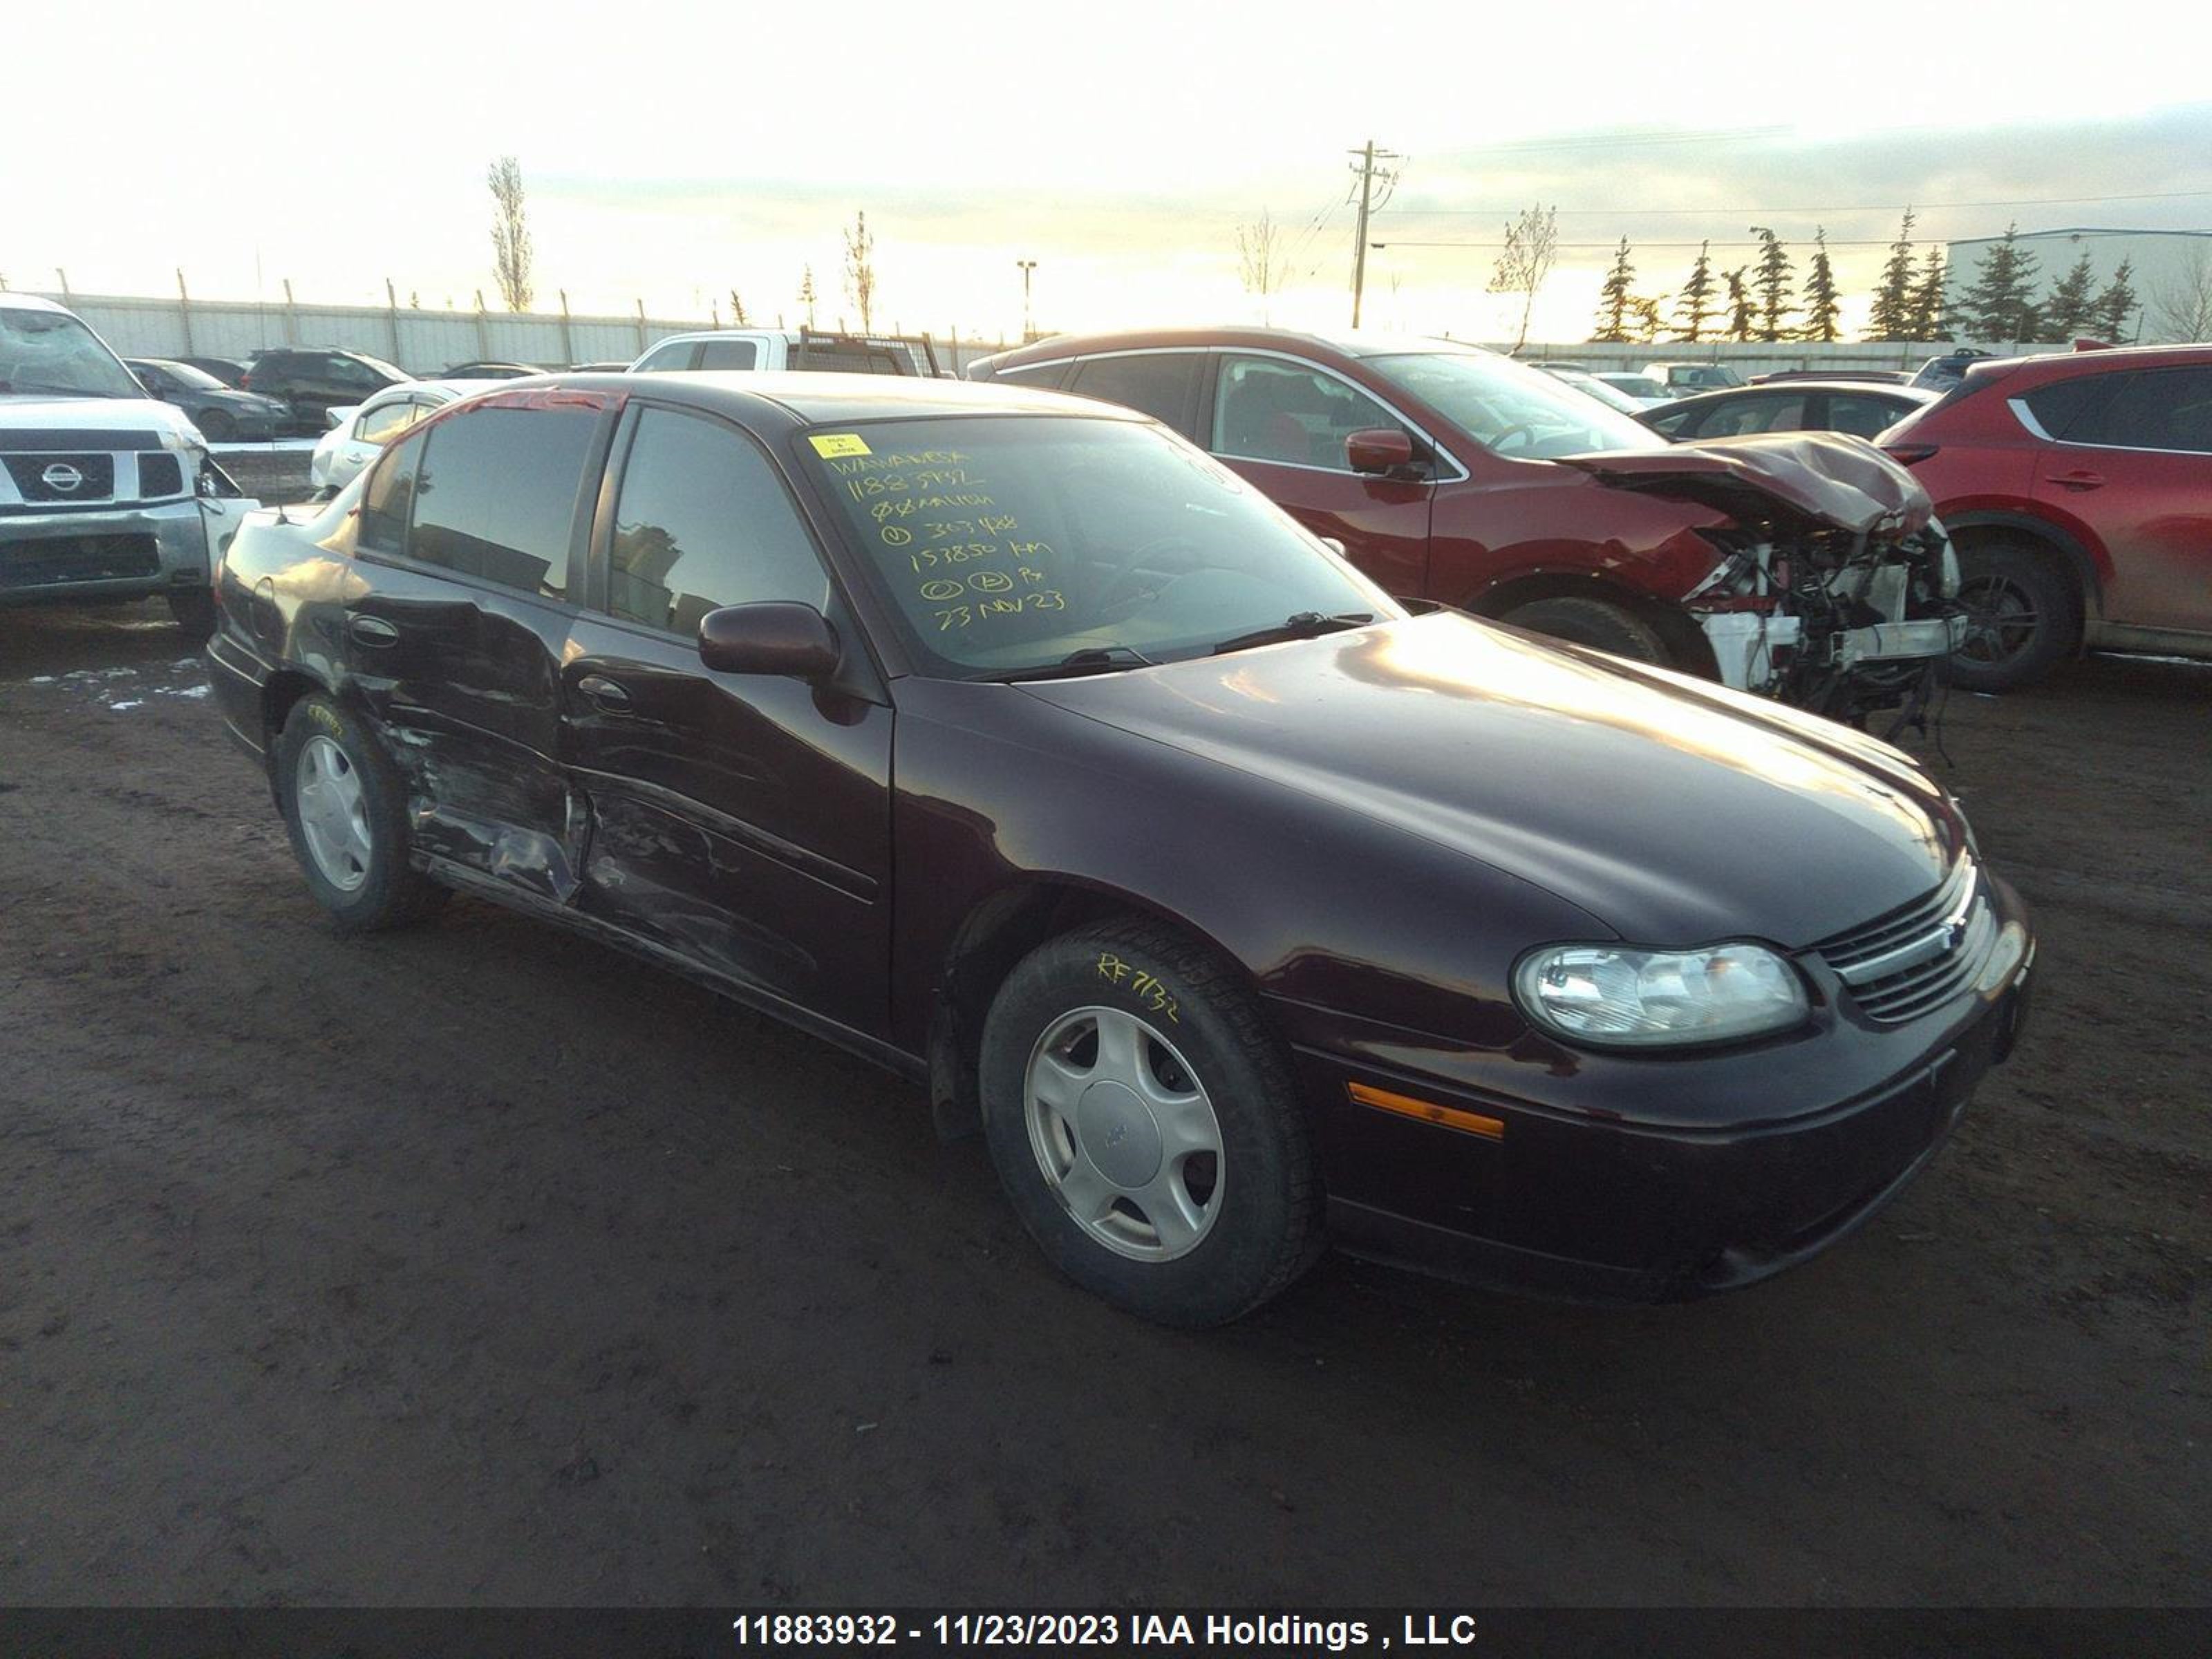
[109,700,144,711]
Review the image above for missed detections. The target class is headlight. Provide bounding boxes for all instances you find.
[1513,941,1808,1049]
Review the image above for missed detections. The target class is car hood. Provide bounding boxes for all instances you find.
[0,395,202,444]
[1559,431,1933,536]
[1018,612,1960,947]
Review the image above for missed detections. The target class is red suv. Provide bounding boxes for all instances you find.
[1880,343,2212,688]
[968,328,1961,724]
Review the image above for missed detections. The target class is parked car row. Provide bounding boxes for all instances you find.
[204,371,2036,1326]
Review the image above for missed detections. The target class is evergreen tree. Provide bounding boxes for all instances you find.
[1866,209,1918,342]
[1906,249,1949,341]
[1957,223,2042,341]
[1591,238,1635,342]
[1801,228,1841,342]
[2041,253,2097,338]
[798,264,818,328]
[1671,241,1716,342]
[1723,268,1756,341]
[1750,226,1795,342]
[1630,293,1669,344]
[2092,259,2139,342]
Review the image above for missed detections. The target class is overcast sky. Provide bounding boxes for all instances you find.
[7,0,2209,343]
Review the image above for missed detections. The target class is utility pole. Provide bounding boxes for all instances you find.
[1016,259,1038,341]
[1347,140,1400,328]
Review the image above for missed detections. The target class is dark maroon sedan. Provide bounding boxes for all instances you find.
[205,373,2034,1325]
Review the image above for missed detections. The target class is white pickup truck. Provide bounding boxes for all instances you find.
[628,326,942,376]
[1,295,259,636]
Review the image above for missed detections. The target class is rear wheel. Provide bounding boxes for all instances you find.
[1500,594,1669,665]
[272,695,449,932]
[978,918,1320,1327]
[1947,541,2079,691]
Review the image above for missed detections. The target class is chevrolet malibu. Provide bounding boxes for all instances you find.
[205,374,2034,1326]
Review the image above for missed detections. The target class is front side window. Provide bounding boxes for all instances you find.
[635,341,696,373]
[1068,353,1201,433]
[1212,355,1400,470]
[1827,393,1907,439]
[0,306,145,400]
[1365,350,1664,458]
[355,397,420,447]
[406,405,600,599]
[799,414,1395,677]
[2065,367,2212,454]
[608,407,830,635]
[694,339,760,371]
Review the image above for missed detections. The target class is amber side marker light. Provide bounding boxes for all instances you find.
[1347,1081,1505,1141]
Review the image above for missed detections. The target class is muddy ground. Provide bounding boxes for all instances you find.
[0,598,2204,1611]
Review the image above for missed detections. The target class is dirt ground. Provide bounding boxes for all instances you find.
[0,598,2204,1610]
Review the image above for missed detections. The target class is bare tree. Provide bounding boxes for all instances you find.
[842,211,877,332]
[728,288,749,327]
[1487,203,1557,353]
[1236,209,1287,322]
[798,265,818,328]
[487,156,534,312]
[2150,243,2212,343]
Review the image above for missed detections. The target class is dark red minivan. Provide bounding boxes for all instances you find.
[967,328,1964,727]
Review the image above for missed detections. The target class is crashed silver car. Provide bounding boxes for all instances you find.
[1,296,259,636]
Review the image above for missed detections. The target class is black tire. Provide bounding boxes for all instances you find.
[272,694,449,932]
[978,917,1321,1327]
[1947,541,2079,692]
[1501,594,1669,664]
[167,588,218,639]
[196,409,236,442]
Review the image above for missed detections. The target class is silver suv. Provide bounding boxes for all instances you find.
[1,297,259,636]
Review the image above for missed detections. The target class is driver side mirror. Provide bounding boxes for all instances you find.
[698,601,841,681]
[1345,427,1416,476]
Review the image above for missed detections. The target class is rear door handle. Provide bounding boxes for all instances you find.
[346,614,400,647]
[2049,470,2106,491]
[577,674,632,713]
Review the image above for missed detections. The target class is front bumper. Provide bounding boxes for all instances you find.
[0,498,241,608]
[1282,882,2034,1302]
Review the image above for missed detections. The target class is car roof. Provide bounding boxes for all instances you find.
[986,326,1486,366]
[364,377,498,406]
[557,369,1144,427]
[0,294,73,315]
[1667,380,1933,402]
[2006,341,2212,374]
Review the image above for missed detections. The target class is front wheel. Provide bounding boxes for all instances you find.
[1499,594,1669,665]
[196,409,236,442]
[272,695,449,932]
[979,919,1321,1327]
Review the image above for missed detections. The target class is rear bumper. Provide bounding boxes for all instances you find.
[1295,919,2034,1304]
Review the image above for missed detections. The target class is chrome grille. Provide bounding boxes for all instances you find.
[5,452,115,502]
[1817,856,1996,1024]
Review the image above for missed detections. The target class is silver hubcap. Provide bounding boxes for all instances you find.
[1024,1006,1224,1262]
[294,735,372,892]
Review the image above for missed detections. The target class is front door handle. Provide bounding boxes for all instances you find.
[346,614,400,648]
[2048,470,2106,491]
[577,674,632,713]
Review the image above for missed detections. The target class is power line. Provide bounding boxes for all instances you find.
[1376,187,2212,218]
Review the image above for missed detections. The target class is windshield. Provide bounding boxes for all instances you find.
[1553,371,1642,415]
[351,353,407,382]
[799,415,1397,677]
[0,307,147,400]
[1363,351,1664,458]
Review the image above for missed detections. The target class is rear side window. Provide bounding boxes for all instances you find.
[356,398,418,446]
[1826,393,1905,439]
[407,406,600,600]
[1698,393,1804,438]
[1644,404,1698,438]
[2063,367,2212,454]
[606,407,830,635]
[1067,353,1201,435]
[695,338,760,371]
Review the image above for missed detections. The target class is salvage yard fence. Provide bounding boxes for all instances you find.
[23,287,1018,377]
